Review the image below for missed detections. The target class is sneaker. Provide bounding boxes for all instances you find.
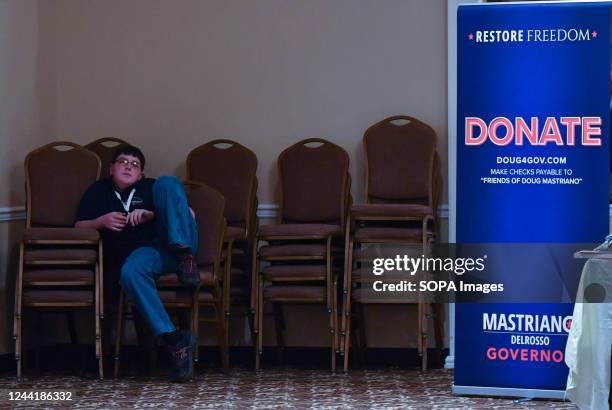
[167,331,195,382]
[177,253,200,287]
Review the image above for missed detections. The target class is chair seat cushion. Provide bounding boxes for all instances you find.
[354,227,423,242]
[23,269,94,285]
[22,290,94,306]
[259,244,327,259]
[259,224,341,239]
[264,286,327,303]
[351,204,433,219]
[24,248,98,264]
[23,228,100,242]
[225,226,247,242]
[262,265,327,282]
[157,269,215,287]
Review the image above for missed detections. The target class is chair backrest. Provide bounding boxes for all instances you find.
[187,182,226,270]
[85,137,129,179]
[364,116,437,206]
[25,141,101,228]
[277,138,350,226]
[186,139,258,227]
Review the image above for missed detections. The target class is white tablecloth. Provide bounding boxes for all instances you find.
[565,257,612,410]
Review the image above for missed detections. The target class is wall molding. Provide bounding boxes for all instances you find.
[256,204,279,219]
[0,206,25,222]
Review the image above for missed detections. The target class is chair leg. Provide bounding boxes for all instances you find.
[249,238,258,330]
[251,242,260,367]
[214,303,226,372]
[433,303,444,357]
[95,264,103,379]
[14,311,22,380]
[223,309,230,372]
[421,303,429,372]
[324,237,336,373]
[340,221,352,356]
[96,312,104,379]
[340,239,354,355]
[330,276,338,373]
[244,241,257,347]
[193,291,200,365]
[221,243,232,371]
[335,278,339,353]
[247,306,255,346]
[355,303,367,366]
[34,312,42,373]
[14,244,24,381]
[343,296,352,373]
[272,303,285,365]
[113,291,125,378]
[255,272,264,370]
[342,238,354,365]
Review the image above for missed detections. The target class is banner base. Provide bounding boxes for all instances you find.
[452,385,567,400]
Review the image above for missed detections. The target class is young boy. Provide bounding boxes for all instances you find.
[75,145,199,382]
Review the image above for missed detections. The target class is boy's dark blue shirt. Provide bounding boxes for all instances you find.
[76,177,156,254]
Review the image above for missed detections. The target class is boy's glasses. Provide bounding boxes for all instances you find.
[114,158,141,169]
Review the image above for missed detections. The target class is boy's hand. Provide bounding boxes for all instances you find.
[126,209,154,227]
[98,212,127,231]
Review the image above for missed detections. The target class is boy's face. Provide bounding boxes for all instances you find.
[110,154,143,190]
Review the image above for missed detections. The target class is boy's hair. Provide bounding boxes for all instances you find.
[111,145,146,170]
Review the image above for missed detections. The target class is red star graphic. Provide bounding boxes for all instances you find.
[468,33,474,40]
[592,31,598,38]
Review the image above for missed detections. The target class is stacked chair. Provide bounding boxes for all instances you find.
[14,142,104,379]
[114,182,227,376]
[186,140,258,370]
[342,116,443,372]
[14,117,445,377]
[253,138,350,372]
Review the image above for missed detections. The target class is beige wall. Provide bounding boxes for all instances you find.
[0,0,53,207]
[0,0,54,355]
[51,0,448,204]
[1,0,449,354]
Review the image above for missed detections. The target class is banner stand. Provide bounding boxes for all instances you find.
[454,1,611,399]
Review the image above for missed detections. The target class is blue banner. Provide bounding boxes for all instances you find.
[455,1,610,396]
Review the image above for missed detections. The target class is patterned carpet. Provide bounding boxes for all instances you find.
[0,367,576,409]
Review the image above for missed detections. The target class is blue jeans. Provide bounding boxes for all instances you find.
[119,176,198,336]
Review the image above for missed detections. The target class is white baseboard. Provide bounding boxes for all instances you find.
[256,204,278,219]
[444,354,455,369]
[0,206,25,222]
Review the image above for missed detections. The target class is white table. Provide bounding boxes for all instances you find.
[566,252,612,410]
